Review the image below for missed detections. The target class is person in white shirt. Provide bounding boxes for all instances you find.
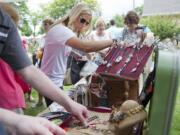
[106,19,122,39]
[41,3,115,106]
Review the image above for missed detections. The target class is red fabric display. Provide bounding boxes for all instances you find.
[96,45,153,80]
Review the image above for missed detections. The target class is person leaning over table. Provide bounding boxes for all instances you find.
[40,3,116,106]
[0,3,92,135]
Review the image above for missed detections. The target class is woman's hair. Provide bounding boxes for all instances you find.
[0,2,19,25]
[52,3,92,35]
[43,18,54,26]
[124,11,140,25]
[94,18,106,28]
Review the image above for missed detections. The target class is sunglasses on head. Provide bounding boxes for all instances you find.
[80,16,90,26]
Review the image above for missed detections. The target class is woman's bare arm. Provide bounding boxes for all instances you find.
[66,37,113,53]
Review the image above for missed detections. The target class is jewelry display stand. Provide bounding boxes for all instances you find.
[96,45,153,80]
[88,44,154,108]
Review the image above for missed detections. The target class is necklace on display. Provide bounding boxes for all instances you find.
[104,47,118,67]
[106,45,125,73]
[129,38,159,73]
[130,45,152,73]
[105,45,123,72]
[114,45,125,63]
[116,45,136,75]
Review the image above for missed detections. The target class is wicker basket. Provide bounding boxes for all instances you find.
[88,74,139,107]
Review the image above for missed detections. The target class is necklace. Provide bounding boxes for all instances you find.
[103,47,117,66]
[104,46,123,72]
[116,45,136,75]
[106,46,125,72]
[130,46,153,73]
[114,46,126,63]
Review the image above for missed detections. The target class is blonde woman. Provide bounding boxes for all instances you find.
[90,18,111,65]
[91,18,111,41]
[41,3,115,106]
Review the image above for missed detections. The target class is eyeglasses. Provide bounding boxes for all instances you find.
[79,16,90,26]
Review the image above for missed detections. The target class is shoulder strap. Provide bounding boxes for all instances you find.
[122,27,128,40]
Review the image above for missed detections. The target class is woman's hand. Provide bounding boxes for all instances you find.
[8,115,67,135]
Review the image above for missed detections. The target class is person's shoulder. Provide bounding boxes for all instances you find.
[138,24,151,33]
[0,8,13,27]
[50,24,73,34]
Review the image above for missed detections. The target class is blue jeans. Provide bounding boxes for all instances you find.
[0,123,7,135]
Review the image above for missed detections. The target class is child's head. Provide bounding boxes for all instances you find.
[124,11,140,31]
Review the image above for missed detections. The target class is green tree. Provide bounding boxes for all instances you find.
[141,16,180,40]
[41,0,99,19]
[13,2,32,36]
[29,12,44,37]
[113,14,124,27]
[20,20,32,36]
[135,5,143,15]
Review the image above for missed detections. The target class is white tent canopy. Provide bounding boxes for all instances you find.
[143,0,180,16]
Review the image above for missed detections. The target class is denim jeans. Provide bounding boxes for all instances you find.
[0,123,7,135]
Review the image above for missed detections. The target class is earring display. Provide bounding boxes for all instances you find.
[96,43,154,80]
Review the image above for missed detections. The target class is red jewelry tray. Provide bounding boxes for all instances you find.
[96,45,154,80]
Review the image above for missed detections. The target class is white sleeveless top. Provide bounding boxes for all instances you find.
[90,31,111,41]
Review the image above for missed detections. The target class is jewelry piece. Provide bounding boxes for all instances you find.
[87,116,99,123]
[105,46,119,68]
[102,60,107,65]
[114,46,125,63]
[130,46,153,73]
[115,55,122,63]
[116,45,136,75]
[105,46,123,72]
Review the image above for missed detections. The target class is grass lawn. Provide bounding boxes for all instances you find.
[24,85,72,116]
[170,88,180,135]
[24,86,180,135]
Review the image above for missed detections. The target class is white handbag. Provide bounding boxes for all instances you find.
[80,60,98,77]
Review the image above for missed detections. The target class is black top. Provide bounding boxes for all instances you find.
[0,8,31,70]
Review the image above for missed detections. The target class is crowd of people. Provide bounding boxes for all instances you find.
[0,1,153,135]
